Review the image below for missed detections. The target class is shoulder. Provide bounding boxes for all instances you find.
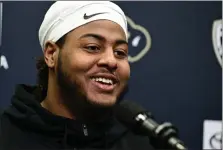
[0,107,24,148]
[0,107,31,150]
[112,119,156,150]
[122,132,156,150]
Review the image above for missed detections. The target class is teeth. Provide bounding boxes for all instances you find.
[102,78,107,83]
[91,77,113,84]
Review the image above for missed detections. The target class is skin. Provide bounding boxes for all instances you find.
[41,20,130,122]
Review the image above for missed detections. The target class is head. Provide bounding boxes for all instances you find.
[37,1,130,109]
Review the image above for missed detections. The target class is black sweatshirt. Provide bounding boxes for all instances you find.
[0,85,156,150]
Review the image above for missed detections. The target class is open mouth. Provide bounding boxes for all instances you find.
[90,76,118,92]
[91,77,114,85]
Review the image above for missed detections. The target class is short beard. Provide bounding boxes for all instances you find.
[56,52,87,111]
[56,52,129,123]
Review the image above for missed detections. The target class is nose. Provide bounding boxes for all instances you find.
[97,49,118,71]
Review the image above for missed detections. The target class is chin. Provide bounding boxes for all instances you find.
[87,95,117,108]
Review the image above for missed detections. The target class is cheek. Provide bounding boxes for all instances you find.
[118,62,130,82]
[68,51,95,73]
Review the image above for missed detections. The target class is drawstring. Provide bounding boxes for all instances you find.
[62,123,68,149]
[61,122,114,150]
[62,123,88,149]
[82,124,88,136]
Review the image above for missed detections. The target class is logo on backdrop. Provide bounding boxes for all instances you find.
[212,19,222,68]
[203,120,222,149]
[0,55,9,70]
[127,16,152,63]
[0,2,8,70]
[209,131,222,149]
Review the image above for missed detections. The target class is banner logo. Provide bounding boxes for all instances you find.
[0,55,8,69]
[127,16,152,63]
[212,19,222,68]
[203,120,222,149]
[0,2,8,70]
[209,132,222,149]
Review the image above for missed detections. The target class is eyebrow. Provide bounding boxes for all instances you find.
[79,33,128,45]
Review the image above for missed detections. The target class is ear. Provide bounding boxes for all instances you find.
[43,41,59,68]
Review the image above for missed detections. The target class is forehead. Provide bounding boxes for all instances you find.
[66,20,127,42]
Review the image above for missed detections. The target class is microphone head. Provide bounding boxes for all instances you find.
[114,100,151,130]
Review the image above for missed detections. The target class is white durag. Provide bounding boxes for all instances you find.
[38,1,128,50]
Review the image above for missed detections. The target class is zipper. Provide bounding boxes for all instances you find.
[82,124,88,136]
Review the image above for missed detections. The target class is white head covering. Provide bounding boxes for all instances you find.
[38,1,128,50]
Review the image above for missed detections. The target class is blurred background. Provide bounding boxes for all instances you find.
[0,1,222,150]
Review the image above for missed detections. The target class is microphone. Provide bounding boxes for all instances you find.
[114,100,187,150]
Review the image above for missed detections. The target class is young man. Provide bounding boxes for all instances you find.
[0,1,156,150]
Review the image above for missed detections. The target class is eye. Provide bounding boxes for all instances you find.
[114,50,128,59]
[84,45,100,52]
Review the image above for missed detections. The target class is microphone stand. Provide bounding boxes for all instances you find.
[136,114,187,150]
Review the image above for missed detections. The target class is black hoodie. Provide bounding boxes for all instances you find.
[0,85,156,150]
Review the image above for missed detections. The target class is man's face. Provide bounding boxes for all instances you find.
[56,20,130,107]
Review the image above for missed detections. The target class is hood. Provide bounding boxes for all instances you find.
[4,84,128,149]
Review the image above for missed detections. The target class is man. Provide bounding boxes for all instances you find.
[0,1,156,150]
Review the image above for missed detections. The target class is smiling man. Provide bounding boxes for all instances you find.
[0,1,155,150]
[40,7,130,122]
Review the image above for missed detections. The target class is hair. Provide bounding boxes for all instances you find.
[36,35,66,99]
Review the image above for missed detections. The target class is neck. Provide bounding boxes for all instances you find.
[41,74,76,119]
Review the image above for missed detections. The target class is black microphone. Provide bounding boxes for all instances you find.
[114,100,187,150]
